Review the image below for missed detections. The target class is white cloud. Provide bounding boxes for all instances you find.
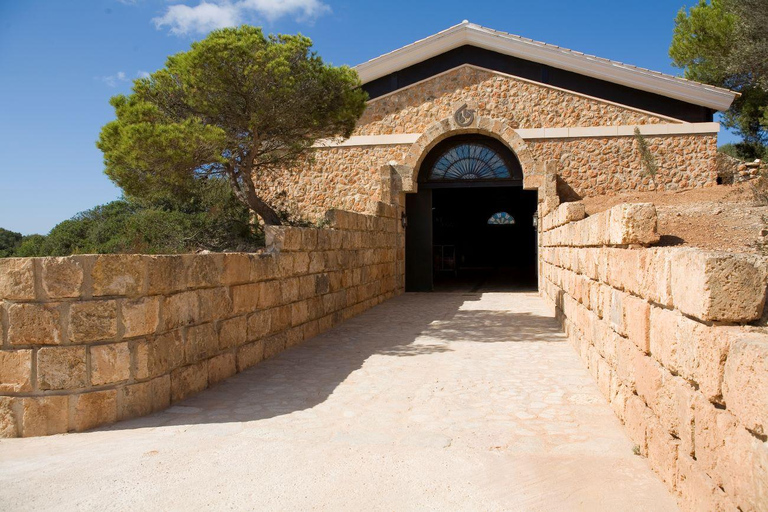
[97,71,129,87]
[152,0,330,36]
[97,71,151,87]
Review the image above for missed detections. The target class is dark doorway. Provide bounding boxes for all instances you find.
[431,187,537,292]
[405,135,538,292]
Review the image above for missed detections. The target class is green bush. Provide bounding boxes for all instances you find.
[1,179,263,257]
[0,228,23,257]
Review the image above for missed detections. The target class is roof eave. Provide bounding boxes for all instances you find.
[354,23,737,112]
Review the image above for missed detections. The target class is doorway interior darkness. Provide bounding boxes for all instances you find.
[405,135,538,292]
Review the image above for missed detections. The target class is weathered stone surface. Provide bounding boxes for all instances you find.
[218,315,247,350]
[118,380,153,420]
[0,396,18,438]
[135,330,184,381]
[92,255,145,297]
[37,346,86,390]
[633,350,664,405]
[670,249,768,323]
[162,291,199,330]
[7,303,62,345]
[722,333,768,436]
[257,281,282,309]
[676,454,736,512]
[90,342,130,385]
[236,340,265,371]
[184,322,218,365]
[247,310,271,341]
[146,255,186,295]
[649,307,732,402]
[608,203,660,246]
[69,390,117,432]
[646,418,679,487]
[69,300,118,342]
[170,363,208,403]
[0,258,35,300]
[222,253,251,285]
[21,396,68,437]
[186,254,223,289]
[0,349,32,392]
[121,297,159,338]
[150,374,171,412]
[208,352,236,385]
[120,375,169,418]
[197,287,232,322]
[624,295,650,353]
[41,257,84,298]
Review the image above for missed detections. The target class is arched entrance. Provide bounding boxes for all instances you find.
[405,134,538,292]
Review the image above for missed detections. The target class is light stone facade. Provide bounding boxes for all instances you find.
[356,66,673,135]
[254,65,718,224]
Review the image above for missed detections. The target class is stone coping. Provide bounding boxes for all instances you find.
[314,122,720,148]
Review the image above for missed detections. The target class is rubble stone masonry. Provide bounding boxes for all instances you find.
[254,65,718,224]
[539,198,768,512]
[0,205,404,437]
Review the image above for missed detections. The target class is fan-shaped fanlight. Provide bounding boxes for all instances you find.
[429,143,511,181]
[488,212,515,225]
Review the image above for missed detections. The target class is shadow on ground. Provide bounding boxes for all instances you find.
[99,292,565,433]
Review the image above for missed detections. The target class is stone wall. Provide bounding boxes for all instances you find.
[252,65,718,223]
[357,65,672,135]
[0,205,404,438]
[539,198,768,511]
[530,133,718,196]
[256,145,409,223]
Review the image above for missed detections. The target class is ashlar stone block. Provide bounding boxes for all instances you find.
[670,249,768,322]
[92,255,145,297]
[0,258,35,300]
[0,349,32,392]
[21,396,68,437]
[69,390,117,432]
[122,297,160,338]
[41,257,84,298]
[90,342,130,385]
[37,346,86,390]
[722,333,768,436]
[69,300,118,343]
[8,303,62,346]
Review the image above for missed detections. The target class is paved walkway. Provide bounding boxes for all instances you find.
[0,293,677,511]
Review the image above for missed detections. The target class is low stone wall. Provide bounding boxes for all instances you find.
[0,206,404,438]
[539,200,768,511]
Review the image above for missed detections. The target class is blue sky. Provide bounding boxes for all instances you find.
[0,0,738,235]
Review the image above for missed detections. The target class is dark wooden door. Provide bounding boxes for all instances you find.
[405,189,433,292]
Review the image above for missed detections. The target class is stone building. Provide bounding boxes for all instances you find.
[256,21,737,292]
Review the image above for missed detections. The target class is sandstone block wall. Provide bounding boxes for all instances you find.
[0,205,404,438]
[539,200,768,511]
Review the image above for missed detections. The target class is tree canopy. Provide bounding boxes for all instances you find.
[670,0,768,160]
[98,26,367,225]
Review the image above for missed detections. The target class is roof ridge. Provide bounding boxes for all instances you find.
[470,23,734,95]
[354,22,738,111]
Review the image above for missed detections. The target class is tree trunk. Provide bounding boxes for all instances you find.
[226,165,283,226]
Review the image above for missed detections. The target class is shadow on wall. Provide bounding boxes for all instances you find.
[95,292,564,433]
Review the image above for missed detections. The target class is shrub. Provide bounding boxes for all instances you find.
[1,178,263,257]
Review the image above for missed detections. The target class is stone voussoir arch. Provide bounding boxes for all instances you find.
[396,111,544,193]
